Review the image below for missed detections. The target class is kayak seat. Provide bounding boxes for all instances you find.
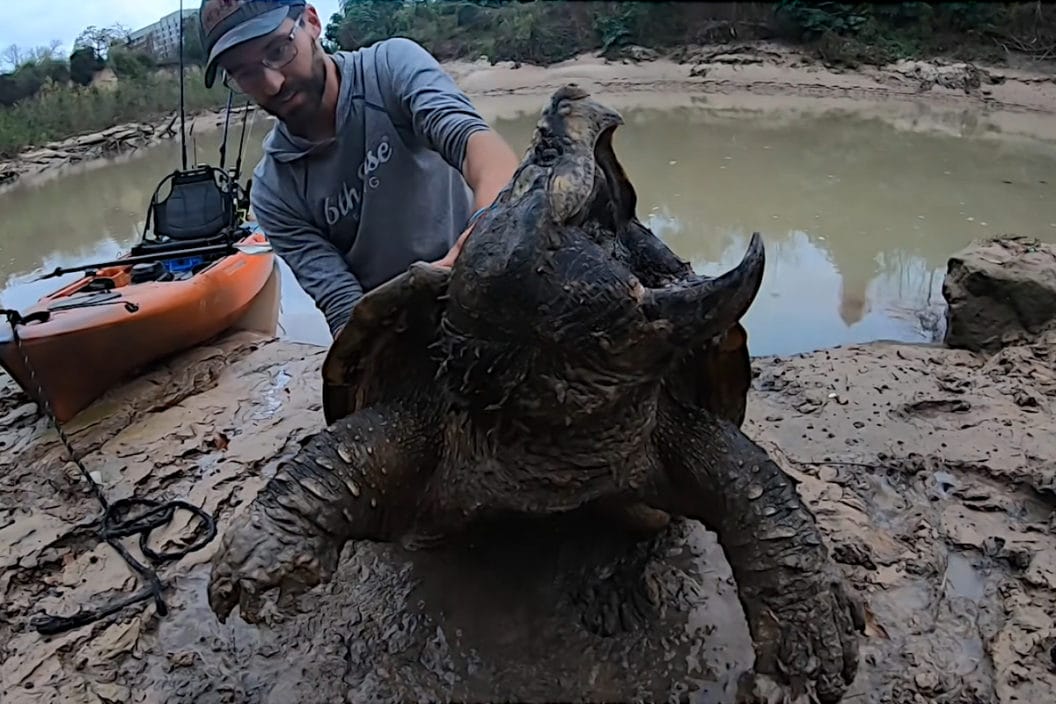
[143,165,238,245]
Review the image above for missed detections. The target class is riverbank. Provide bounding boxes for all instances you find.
[2,41,1055,190]
[1,320,1053,702]
[0,106,258,190]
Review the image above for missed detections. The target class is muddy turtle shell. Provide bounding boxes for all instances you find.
[321,262,451,426]
[321,256,754,431]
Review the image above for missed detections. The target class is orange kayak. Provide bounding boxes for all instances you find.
[0,227,278,423]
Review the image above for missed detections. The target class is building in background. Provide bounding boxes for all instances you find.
[128,9,196,61]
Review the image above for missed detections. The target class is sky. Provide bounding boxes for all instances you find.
[0,0,343,60]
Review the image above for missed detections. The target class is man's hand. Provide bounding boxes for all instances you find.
[431,220,476,269]
[432,129,519,269]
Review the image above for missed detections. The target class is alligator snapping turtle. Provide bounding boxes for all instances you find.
[208,85,861,702]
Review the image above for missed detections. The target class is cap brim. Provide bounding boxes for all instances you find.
[204,6,291,88]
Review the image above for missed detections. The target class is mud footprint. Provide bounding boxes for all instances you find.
[898,398,972,418]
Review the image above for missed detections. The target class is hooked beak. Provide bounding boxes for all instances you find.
[640,232,765,345]
[540,86,625,225]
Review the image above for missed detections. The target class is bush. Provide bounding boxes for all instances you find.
[0,69,228,157]
[108,45,158,80]
[324,1,1034,66]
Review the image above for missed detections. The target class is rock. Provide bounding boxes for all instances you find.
[942,236,1056,352]
[606,44,660,63]
[890,59,994,94]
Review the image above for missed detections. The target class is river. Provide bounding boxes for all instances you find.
[1,95,1054,356]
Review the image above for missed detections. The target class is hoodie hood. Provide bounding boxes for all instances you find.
[261,50,356,163]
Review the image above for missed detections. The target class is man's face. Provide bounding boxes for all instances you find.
[217,9,327,128]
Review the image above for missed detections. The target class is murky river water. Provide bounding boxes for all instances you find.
[1,96,1054,356]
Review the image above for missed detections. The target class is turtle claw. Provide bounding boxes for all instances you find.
[208,506,340,625]
[735,673,805,704]
[740,575,861,704]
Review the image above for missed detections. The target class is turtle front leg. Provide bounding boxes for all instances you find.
[207,403,437,624]
[652,401,861,703]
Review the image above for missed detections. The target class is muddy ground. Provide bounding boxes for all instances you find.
[1,323,1053,703]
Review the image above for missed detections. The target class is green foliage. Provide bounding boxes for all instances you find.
[108,46,157,80]
[768,1,1031,66]
[0,69,228,157]
[182,16,207,65]
[593,2,670,54]
[332,1,416,50]
[931,2,1006,32]
[324,1,702,64]
[69,47,106,86]
[0,58,70,106]
[315,1,1045,70]
[774,1,868,40]
[73,25,130,60]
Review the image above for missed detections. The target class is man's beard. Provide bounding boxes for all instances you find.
[260,43,327,132]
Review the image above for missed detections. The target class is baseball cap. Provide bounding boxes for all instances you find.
[200,0,307,88]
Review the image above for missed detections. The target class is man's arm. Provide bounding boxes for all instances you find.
[251,182,363,339]
[461,129,520,213]
[379,37,519,212]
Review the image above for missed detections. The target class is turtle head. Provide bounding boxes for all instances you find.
[438,85,764,421]
[499,84,636,231]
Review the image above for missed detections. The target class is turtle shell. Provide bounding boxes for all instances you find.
[321,262,451,426]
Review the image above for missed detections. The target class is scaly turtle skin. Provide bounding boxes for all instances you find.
[207,85,861,703]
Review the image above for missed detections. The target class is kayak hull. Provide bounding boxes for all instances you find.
[0,229,277,423]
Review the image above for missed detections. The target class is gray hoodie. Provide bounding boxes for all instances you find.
[249,38,491,337]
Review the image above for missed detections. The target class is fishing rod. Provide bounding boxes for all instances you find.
[225,97,251,211]
[234,98,256,184]
[33,240,274,281]
[218,89,234,171]
[229,98,259,215]
[178,0,188,170]
[233,99,249,181]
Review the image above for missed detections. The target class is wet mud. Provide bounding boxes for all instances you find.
[1,328,1054,703]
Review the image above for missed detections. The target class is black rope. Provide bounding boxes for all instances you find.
[1,308,217,636]
[46,292,140,315]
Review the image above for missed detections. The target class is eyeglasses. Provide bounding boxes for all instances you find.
[222,13,305,94]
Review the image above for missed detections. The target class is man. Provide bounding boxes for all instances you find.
[198,0,520,338]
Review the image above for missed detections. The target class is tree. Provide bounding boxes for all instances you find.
[324,12,345,52]
[2,45,25,71]
[2,41,66,71]
[26,41,65,64]
[69,46,105,86]
[33,57,70,86]
[73,24,131,60]
[108,45,156,79]
[182,16,206,65]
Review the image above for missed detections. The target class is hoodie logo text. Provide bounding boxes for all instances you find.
[323,138,393,227]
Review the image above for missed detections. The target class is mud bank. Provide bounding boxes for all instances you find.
[450,43,1056,112]
[454,42,1056,141]
[0,106,262,191]
[1,320,1053,702]
[4,41,1056,189]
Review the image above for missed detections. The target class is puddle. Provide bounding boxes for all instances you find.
[251,367,292,422]
[945,552,987,602]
